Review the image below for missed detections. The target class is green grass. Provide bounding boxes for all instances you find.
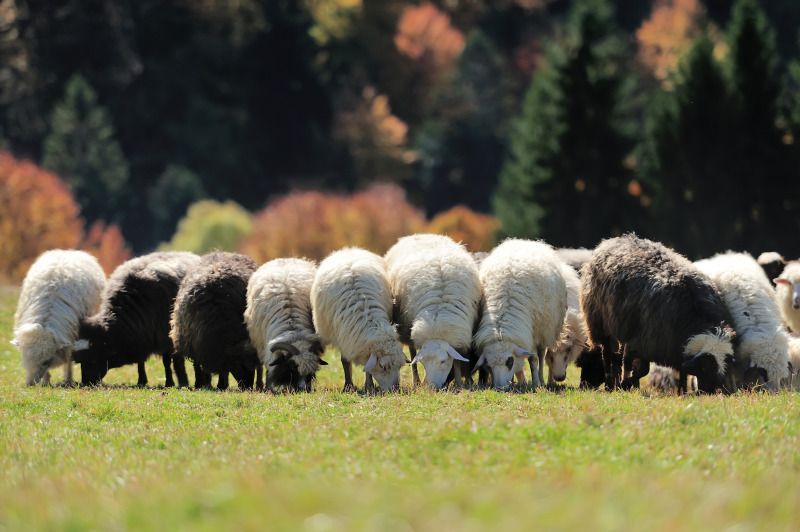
[0,285,798,530]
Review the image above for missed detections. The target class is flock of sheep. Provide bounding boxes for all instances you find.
[11,233,800,394]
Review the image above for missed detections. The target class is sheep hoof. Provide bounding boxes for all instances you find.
[342,383,357,393]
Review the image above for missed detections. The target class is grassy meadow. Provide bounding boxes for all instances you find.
[0,285,798,530]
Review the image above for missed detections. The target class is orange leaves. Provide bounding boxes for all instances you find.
[395,3,464,70]
[637,0,705,84]
[80,221,132,275]
[241,183,426,263]
[427,206,500,252]
[0,152,83,281]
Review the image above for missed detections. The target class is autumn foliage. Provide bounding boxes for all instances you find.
[427,206,500,252]
[395,3,464,70]
[80,221,132,275]
[241,183,427,262]
[0,152,83,281]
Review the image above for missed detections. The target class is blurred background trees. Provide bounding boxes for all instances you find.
[0,0,798,278]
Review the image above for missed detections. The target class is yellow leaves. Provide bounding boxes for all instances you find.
[395,3,465,69]
[161,200,253,254]
[427,206,500,252]
[307,0,363,44]
[636,0,705,84]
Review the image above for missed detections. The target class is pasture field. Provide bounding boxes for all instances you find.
[0,285,798,531]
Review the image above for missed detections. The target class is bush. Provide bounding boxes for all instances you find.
[80,221,132,275]
[161,200,252,254]
[242,183,426,262]
[426,206,499,251]
[0,152,83,281]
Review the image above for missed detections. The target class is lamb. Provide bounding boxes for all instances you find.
[311,247,407,392]
[545,263,588,385]
[556,247,592,274]
[13,250,105,385]
[170,252,260,390]
[473,239,567,389]
[695,252,789,392]
[774,261,800,334]
[385,234,480,389]
[245,258,326,391]
[73,251,200,387]
[757,252,786,285]
[581,235,737,394]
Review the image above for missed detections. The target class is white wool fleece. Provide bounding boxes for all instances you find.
[385,234,481,351]
[775,262,800,334]
[13,250,106,383]
[696,252,789,387]
[245,258,321,375]
[311,248,405,371]
[474,239,568,370]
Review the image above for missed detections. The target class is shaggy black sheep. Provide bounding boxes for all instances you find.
[170,252,260,390]
[575,347,606,389]
[73,252,200,387]
[580,235,737,394]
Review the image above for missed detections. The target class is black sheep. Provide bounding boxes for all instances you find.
[580,235,737,394]
[170,252,260,390]
[73,252,200,387]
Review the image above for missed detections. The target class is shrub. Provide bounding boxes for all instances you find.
[161,200,252,254]
[0,152,83,281]
[80,221,132,274]
[427,205,499,251]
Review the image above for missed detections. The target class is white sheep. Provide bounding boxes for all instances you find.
[546,263,588,385]
[311,247,406,392]
[245,258,325,391]
[774,261,800,334]
[473,239,567,389]
[385,234,480,389]
[695,252,789,391]
[787,335,800,390]
[13,250,105,385]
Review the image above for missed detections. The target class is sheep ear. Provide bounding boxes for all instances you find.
[513,347,536,359]
[364,354,378,375]
[73,339,90,352]
[774,278,791,286]
[471,354,486,374]
[445,345,469,362]
[681,353,717,376]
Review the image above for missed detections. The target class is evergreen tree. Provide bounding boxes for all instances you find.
[493,0,639,247]
[638,35,735,257]
[42,74,129,224]
[414,31,516,214]
[148,165,207,244]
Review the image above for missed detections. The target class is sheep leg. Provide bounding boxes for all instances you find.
[217,370,230,391]
[621,357,647,390]
[600,339,621,391]
[678,367,688,395]
[452,361,463,389]
[193,361,211,389]
[463,360,474,388]
[162,353,175,387]
[409,345,420,387]
[526,358,536,388]
[63,351,74,386]
[515,370,527,388]
[255,364,264,391]
[342,358,356,392]
[537,351,545,388]
[478,367,490,388]
[173,355,189,388]
[365,372,376,395]
[137,362,148,387]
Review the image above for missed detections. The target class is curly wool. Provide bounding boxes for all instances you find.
[775,261,800,333]
[385,234,481,351]
[474,239,567,367]
[311,248,405,371]
[550,263,588,368]
[695,252,789,387]
[245,258,320,376]
[14,250,105,380]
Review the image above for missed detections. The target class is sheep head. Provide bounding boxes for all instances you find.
[364,341,406,391]
[411,339,468,390]
[267,338,327,392]
[473,341,536,390]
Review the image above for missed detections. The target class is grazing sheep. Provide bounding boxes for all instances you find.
[171,252,259,390]
[73,252,200,387]
[774,261,800,334]
[385,234,480,389]
[757,252,786,285]
[575,347,606,389]
[581,235,736,394]
[546,263,588,385]
[556,248,592,274]
[695,252,789,392]
[245,258,326,391]
[13,250,105,386]
[787,336,800,390]
[473,239,567,389]
[311,248,406,392]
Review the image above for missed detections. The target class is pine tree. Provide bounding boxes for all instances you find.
[414,31,516,214]
[493,0,638,247]
[638,35,735,257]
[42,74,129,224]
